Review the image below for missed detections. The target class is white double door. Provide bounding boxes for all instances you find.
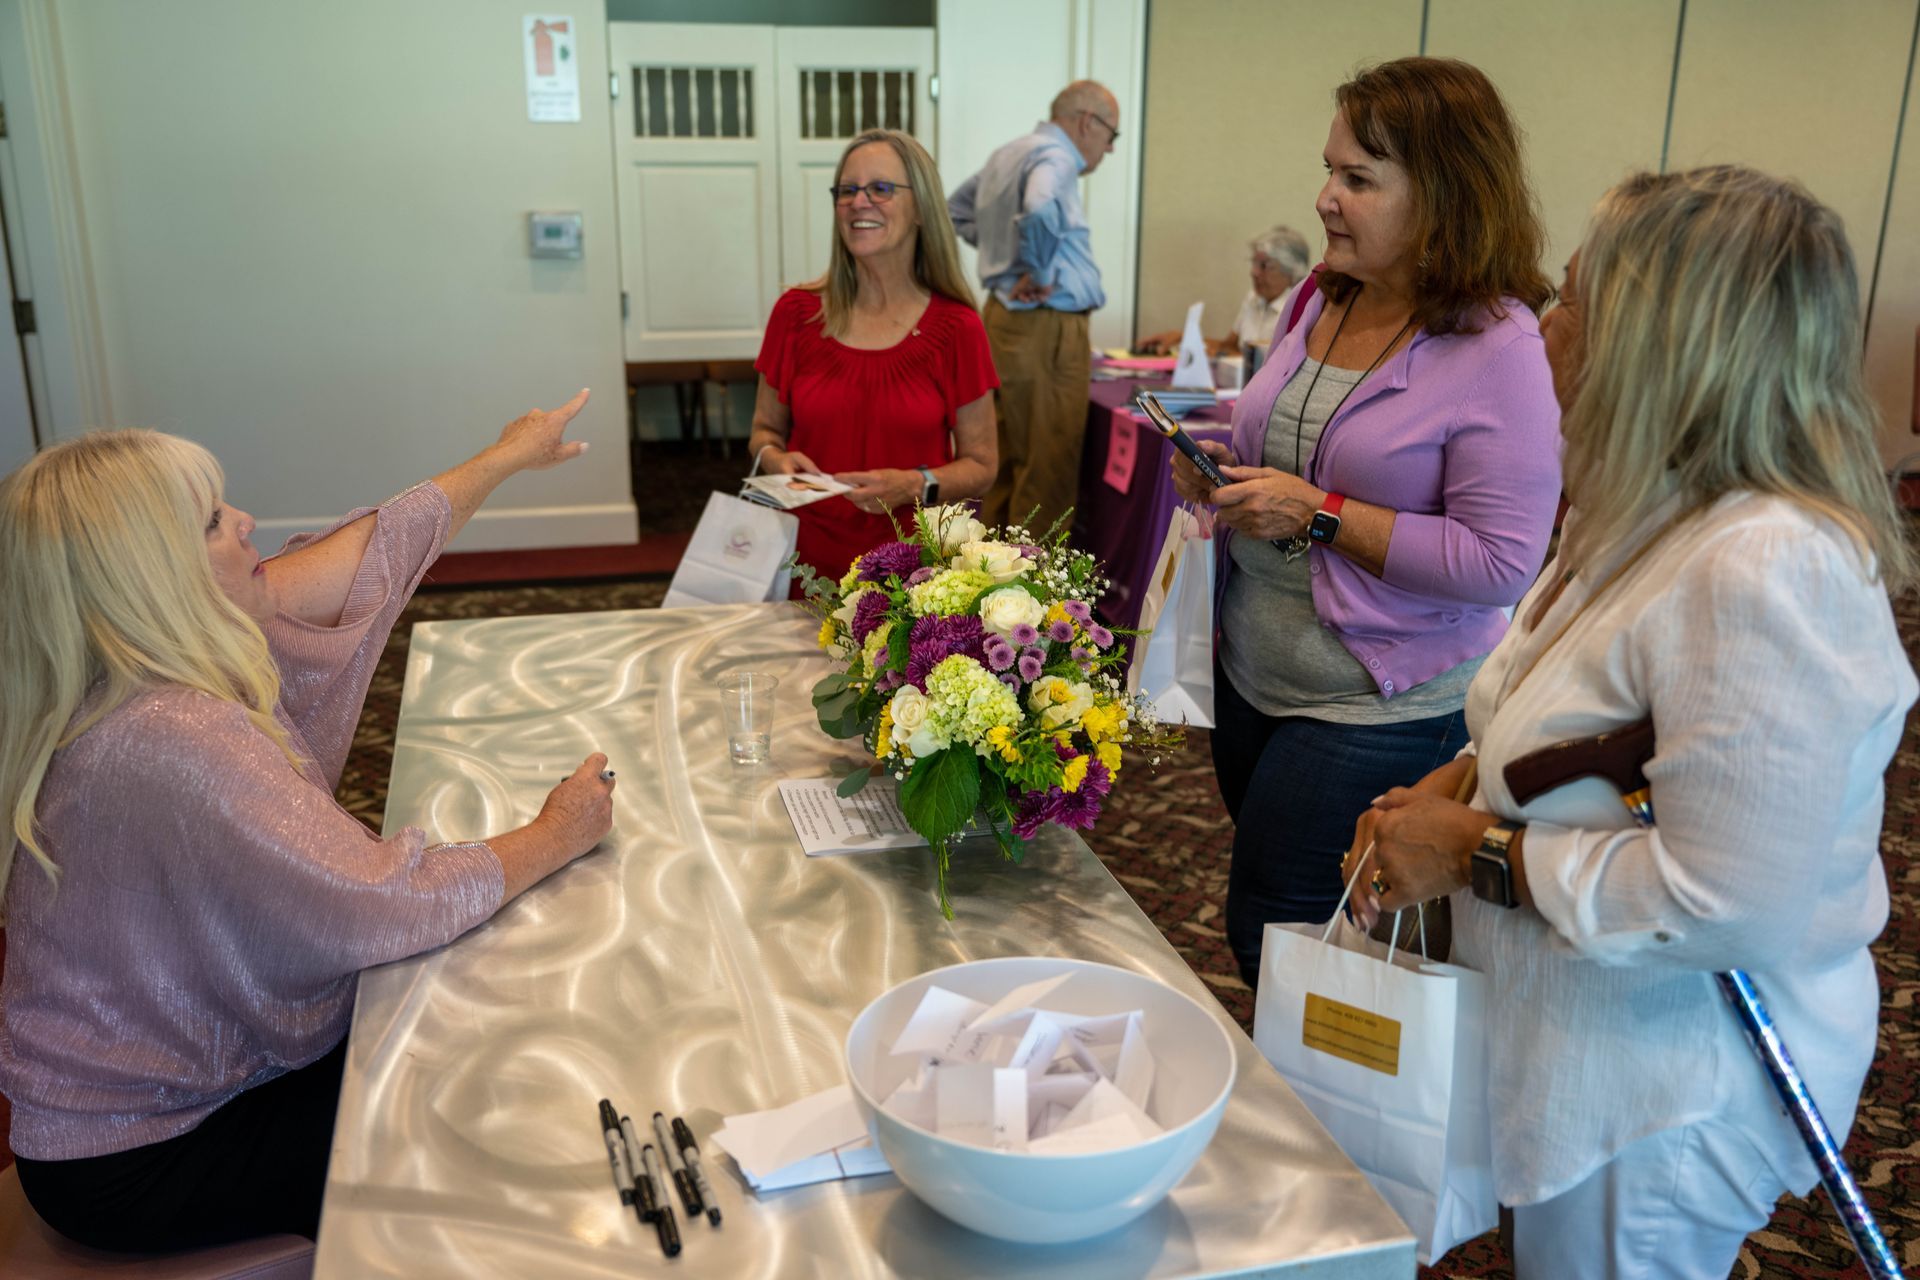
[609,23,935,363]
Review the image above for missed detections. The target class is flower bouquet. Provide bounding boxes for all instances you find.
[797,505,1182,917]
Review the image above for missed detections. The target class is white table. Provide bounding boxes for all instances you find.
[314,603,1415,1278]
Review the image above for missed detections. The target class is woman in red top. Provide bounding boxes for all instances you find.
[749,128,999,581]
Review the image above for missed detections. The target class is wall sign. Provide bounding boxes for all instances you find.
[524,15,580,123]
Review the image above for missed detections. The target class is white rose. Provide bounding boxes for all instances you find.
[977,586,1049,638]
[888,686,930,737]
[919,504,987,555]
[1027,676,1093,729]
[955,540,1034,585]
[904,720,951,758]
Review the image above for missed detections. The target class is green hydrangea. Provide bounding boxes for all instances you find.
[906,568,993,617]
[924,654,1022,752]
[860,620,894,678]
[839,560,865,592]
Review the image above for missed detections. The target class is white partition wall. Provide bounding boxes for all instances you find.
[935,0,1148,351]
[13,0,635,552]
[1426,0,1679,278]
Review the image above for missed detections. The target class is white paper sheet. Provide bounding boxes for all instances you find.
[876,979,1165,1155]
[739,472,855,511]
[779,778,988,858]
[1171,302,1215,390]
[709,1085,892,1192]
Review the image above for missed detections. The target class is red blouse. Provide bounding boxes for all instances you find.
[755,288,999,581]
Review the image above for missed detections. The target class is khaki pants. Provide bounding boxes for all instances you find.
[980,298,1091,537]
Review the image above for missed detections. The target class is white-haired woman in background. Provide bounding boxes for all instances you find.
[748,127,999,582]
[1135,224,1312,356]
[0,396,616,1252]
[1346,166,1914,1276]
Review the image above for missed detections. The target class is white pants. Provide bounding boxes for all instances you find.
[1511,1117,1787,1280]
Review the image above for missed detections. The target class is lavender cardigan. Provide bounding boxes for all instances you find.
[1218,284,1562,698]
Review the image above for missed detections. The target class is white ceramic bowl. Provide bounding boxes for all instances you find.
[844,956,1237,1244]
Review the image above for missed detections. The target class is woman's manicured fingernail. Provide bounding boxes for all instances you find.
[1369,794,1386,806]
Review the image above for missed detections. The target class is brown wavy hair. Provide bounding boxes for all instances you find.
[1321,57,1553,336]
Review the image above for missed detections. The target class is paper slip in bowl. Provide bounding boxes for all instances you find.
[845,956,1236,1244]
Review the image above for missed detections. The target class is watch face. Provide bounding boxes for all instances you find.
[1470,849,1517,908]
[1308,511,1340,544]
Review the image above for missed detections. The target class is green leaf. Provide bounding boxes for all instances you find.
[814,689,866,739]
[899,747,981,848]
[837,764,874,797]
[812,672,850,702]
[886,622,910,672]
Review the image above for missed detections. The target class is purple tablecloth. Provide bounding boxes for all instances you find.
[1073,379,1233,635]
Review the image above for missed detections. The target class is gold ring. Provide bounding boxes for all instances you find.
[1370,870,1390,897]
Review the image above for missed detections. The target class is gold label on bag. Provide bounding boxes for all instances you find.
[1302,993,1402,1075]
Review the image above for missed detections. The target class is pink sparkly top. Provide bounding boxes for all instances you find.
[0,482,505,1160]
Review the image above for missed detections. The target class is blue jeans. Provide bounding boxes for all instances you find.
[1213,660,1469,989]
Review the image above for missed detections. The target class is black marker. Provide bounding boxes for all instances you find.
[597,1099,634,1207]
[672,1115,723,1226]
[618,1115,649,1224]
[640,1144,683,1257]
[653,1111,705,1219]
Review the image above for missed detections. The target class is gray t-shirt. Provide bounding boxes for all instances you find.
[1219,357,1480,724]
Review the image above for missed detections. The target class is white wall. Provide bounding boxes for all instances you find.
[1137,0,1920,464]
[33,0,634,551]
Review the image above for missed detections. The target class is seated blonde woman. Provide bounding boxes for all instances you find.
[0,396,615,1252]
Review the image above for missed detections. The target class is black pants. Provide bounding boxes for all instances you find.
[1212,659,1468,989]
[14,1039,347,1253]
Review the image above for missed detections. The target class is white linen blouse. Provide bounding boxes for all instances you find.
[1454,490,1915,1206]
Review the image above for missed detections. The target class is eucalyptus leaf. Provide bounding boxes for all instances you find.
[837,764,874,797]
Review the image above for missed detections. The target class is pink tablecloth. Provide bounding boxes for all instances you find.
[1073,379,1233,635]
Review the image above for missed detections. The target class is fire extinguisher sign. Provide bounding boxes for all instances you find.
[524,15,580,123]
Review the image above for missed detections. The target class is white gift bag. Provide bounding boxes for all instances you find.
[1252,858,1495,1264]
[1126,506,1216,728]
[662,491,800,609]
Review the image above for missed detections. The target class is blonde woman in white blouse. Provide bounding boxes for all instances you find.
[1342,166,1916,1278]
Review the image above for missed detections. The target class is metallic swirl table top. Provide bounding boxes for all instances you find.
[314,603,1414,1278]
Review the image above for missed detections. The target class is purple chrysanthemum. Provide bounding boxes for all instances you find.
[1009,623,1039,646]
[1063,600,1092,623]
[1047,619,1075,644]
[1019,544,1044,561]
[1087,623,1114,649]
[906,566,938,587]
[999,672,1022,691]
[877,669,904,691]
[1070,645,1089,662]
[985,639,1016,672]
[905,613,987,688]
[857,540,926,584]
[1017,653,1044,682]
[850,590,892,643]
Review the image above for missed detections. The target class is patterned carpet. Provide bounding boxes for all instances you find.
[334,574,1920,1279]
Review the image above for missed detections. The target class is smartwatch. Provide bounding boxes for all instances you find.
[1469,820,1523,909]
[916,466,940,506]
[1308,492,1346,544]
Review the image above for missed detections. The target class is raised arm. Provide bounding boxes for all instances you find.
[267,389,592,626]
[948,172,981,247]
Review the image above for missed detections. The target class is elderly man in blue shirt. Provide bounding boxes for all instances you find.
[948,80,1118,534]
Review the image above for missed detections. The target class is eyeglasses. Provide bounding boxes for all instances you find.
[1085,111,1120,143]
[830,180,903,204]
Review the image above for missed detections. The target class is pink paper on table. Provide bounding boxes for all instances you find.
[1104,413,1138,495]
[1099,355,1176,372]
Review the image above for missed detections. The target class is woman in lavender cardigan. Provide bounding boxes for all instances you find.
[1171,58,1561,988]
[0,394,615,1251]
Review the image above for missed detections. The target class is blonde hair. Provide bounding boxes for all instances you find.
[808,129,975,337]
[1563,165,1916,591]
[0,429,297,906]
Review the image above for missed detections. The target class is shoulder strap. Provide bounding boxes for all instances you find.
[1283,264,1324,337]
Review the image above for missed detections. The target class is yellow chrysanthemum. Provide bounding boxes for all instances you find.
[1061,754,1091,793]
[875,705,894,759]
[1096,740,1123,778]
[986,724,1022,764]
[1045,601,1071,626]
[817,615,837,649]
[1081,703,1118,743]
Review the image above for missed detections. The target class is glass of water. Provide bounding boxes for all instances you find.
[717,671,778,764]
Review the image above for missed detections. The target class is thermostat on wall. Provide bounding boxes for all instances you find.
[528,212,583,259]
